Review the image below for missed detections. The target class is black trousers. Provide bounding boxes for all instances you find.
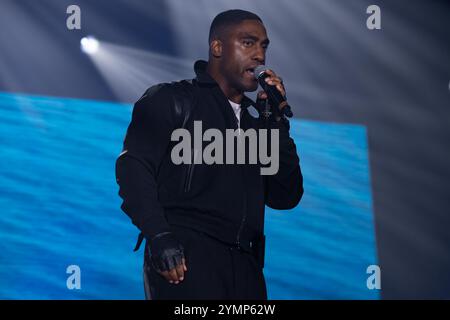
[143,225,267,300]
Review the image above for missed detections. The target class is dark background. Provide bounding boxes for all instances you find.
[0,0,449,298]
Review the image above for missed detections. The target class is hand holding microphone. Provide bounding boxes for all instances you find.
[254,66,293,118]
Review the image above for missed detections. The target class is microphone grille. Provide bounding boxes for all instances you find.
[254,65,267,79]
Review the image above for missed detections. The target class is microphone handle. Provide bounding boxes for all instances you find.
[258,77,293,118]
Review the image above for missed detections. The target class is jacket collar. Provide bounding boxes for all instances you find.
[194,60,256,109]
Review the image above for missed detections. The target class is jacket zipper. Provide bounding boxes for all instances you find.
[184,148,198,192]
[235,108,247,248]
[236,195,247,248]
[184,164,194,192]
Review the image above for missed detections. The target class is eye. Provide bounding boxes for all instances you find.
[243,40,254,47]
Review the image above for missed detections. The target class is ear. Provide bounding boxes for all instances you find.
[210,39,222,58]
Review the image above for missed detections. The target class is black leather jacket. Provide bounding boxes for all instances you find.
[115,60,303,253]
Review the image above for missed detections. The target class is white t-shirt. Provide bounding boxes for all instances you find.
[228,100,241,127]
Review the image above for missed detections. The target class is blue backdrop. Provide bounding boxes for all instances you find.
[0,91,378,299]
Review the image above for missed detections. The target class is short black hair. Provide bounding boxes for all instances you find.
[208,9,263,43]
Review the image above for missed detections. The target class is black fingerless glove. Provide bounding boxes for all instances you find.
[148,232,185,273]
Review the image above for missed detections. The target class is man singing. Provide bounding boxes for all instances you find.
[115,9,303,300]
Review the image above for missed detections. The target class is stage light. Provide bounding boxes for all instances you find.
[80,36,99,55]
[85,41,192,102]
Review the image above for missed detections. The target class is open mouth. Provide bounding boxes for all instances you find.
[245,68,256,78]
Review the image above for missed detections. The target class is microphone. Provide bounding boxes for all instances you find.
[254,65,293,118]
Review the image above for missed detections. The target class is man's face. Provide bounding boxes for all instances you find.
[219,20,269,93]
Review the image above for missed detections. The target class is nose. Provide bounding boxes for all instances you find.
[253,45,265,65]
